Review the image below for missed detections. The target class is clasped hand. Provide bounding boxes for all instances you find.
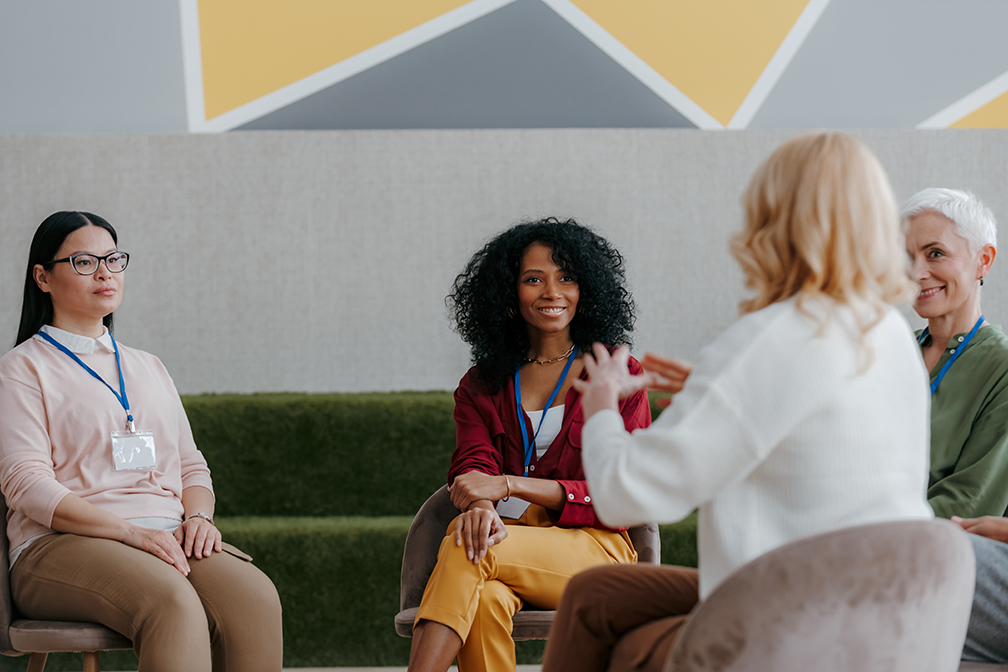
[121,517,222,577]
[448,473,510,563]
[453,506,508,564]
[449,471,508,511]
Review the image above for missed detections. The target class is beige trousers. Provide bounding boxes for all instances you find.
[11,533,283,672]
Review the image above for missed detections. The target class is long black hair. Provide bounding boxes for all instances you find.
[447,217,635,391]
[16,211,118,346]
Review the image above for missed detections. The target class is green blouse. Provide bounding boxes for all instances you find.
[918,324,1008,518]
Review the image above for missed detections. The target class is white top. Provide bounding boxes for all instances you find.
[582,296,933,599]
[524,404,564,458]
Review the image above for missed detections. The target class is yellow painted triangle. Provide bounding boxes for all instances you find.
[571,0,812,126]
[951,90,1008,128]
[199,0,472,120]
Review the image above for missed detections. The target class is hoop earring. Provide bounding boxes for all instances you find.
[507,306,516,318]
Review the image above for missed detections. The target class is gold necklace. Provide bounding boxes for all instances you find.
[525,343,576,365]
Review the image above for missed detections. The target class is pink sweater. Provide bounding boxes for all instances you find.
[0,334,213,553]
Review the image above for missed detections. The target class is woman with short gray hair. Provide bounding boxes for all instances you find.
[902,187,1008,520]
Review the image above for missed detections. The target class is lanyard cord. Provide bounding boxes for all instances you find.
[918,316,984,395]
[514,346,578,477]
[37,330,134,429]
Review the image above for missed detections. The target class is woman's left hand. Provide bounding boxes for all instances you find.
[450,471,508,510]
[952,515,1008,543]
[572,344,653,420]
[174,516,223,559]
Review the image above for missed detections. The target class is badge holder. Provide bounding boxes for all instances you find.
[495,496,531,520]
[111,420,157,471]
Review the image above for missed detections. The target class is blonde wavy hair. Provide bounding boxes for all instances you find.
[731,133,916,360]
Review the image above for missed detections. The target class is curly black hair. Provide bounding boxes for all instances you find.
[447,217,635,391]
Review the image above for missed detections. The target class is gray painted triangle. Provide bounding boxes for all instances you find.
[237,0,695,130]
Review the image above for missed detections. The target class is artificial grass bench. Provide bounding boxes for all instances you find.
[0,393,698,671]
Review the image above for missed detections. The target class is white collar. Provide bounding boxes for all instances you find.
[35,324,116,355]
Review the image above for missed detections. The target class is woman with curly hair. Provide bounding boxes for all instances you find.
[408,217,652,672]
[541,133,934,672]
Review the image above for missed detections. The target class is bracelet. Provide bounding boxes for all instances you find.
[503,475,511,502]
[185,512,215,526]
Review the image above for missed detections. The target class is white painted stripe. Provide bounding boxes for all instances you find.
[183,0,518,133]
[917,68,1008,129]
[178,0,206,132]
[540,0,723,130]
[727,0,831,129]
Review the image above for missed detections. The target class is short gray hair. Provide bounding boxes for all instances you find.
[901,188,998,252]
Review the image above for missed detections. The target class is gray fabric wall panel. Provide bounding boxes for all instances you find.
[1,130,1006,394]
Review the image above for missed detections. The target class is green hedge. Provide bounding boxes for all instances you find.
[181,392,668,518]
[182,392,458,517]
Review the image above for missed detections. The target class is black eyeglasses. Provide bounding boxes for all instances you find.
[49,251,130,275]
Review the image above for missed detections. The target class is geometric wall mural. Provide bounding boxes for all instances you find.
[3,0,1008,133]
[180,0,1008,132]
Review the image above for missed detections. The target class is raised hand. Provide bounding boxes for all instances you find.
[641,352,693,408]
[572,344,653,419]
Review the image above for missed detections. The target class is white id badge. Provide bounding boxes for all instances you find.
[495,496,531,520]
[111,430,157,471]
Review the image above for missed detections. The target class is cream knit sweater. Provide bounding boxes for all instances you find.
[582,297,934,599]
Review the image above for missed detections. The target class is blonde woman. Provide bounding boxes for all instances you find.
[541,133,934,672]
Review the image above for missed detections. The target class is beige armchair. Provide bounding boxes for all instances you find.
[665,519,979,672]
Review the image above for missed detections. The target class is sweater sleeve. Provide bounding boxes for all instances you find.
[928,384,1008,518]
[581,371,762,529]
[166,371,213,495]
[0,375,73,527]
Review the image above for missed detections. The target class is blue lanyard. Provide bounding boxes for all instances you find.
[514,346,578,477]
[918,316,984,395]
[37,330,134,430]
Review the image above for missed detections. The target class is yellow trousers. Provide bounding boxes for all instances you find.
[414,505,637,672]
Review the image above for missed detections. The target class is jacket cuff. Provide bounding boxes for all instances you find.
[553,479,596,527]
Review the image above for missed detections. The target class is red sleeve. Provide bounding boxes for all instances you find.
[551,355,652,528]
[447,368,504,486]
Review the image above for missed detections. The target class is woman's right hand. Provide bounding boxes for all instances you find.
[121,525,192,576]
[454,504,508,564]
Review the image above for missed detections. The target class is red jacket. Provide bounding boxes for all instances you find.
[449,355,652,529]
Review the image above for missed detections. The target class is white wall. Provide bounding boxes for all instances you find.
[1,130,1005,394]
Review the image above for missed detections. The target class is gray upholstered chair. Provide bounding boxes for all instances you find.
[664,519,978,672]
[394,484,660,639]
[0,497,132,672]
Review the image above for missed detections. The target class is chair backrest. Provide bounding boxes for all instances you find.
[0,495,17,653]
[665,519,975,672]
[400,486,460,611]
[399,485,661,611]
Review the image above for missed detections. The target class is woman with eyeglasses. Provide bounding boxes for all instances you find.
[0,212,282,671]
